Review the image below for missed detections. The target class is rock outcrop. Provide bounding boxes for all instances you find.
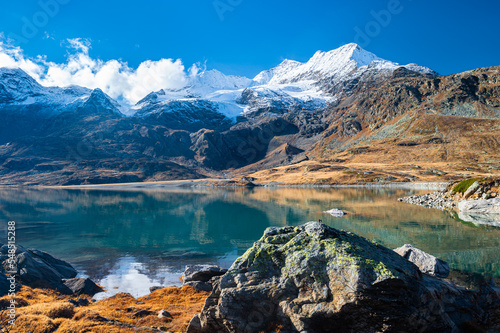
[394,244,449,278]
[187,222,499,333]
[0,244,101,296]
[182,265,228,292]
[458,197,500,227]
[0,244,77,294]
[399,177,500,227]
[63,277,104,296]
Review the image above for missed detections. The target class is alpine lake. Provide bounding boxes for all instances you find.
[1,185,498,299]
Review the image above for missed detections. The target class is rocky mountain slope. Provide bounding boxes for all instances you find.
[0,44,499,185]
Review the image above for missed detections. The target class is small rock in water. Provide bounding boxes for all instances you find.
[323,208,347,217]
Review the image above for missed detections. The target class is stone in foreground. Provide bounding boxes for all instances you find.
[0,244,103,296]
[63,277,104,296]
[0,244,77,294]
[394,244,450,278]
[182,265,228,292]
[188,222,498,333]
[182,265,228,283]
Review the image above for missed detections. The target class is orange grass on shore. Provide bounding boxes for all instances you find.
[0,285,209,333]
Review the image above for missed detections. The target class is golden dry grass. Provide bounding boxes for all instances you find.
[0,285,209,333]
[235,112,500,186]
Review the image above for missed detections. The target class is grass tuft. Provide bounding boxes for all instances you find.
[0,285,209,333]
[452,178,482,193]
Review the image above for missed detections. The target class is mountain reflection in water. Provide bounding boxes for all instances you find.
[1,186,498,296]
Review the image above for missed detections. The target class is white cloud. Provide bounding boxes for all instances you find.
[0,36,188,106]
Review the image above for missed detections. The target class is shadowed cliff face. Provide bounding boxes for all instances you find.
[0,66,500,185]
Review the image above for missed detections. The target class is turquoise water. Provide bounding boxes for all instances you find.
[0,186,499,297]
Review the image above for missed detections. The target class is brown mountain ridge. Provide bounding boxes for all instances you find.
[0,65,499,185]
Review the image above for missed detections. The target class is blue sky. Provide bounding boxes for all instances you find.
[0,0,498,79]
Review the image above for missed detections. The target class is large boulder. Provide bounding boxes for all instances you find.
[394,244,450,278]
[0,244,77,294]
[458,198,500,227]
[187,222,498,333]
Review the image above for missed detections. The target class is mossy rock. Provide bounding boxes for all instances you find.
[231,222,419,287]
[452,178,483,194]
[189,222,490,333]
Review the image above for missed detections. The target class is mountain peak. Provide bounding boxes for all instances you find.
[190,69,252,92]
[77,88,122,116]
[309,43,380,69]
[255,43,434,85]
[0,67,43,89]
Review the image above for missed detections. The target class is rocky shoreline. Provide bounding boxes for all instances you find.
[398,177,500,227]
[398,191,457,210]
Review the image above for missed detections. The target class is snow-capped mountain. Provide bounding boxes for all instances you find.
[133,43,436,121]
[0,43,436,127]
[132,69,252,121]
[76,88,123,116]
[0,67,123,116]
[255,43,435,85]
[0,68,90,114]
[2,43,499,186]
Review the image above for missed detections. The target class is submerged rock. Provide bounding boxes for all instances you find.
[394,244,450,278]
[187,222,499,333]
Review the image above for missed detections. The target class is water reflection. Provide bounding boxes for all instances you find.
[0,186,499,297]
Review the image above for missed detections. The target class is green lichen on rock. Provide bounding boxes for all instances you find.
[189,222,496,333]
[231,222,416,287]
